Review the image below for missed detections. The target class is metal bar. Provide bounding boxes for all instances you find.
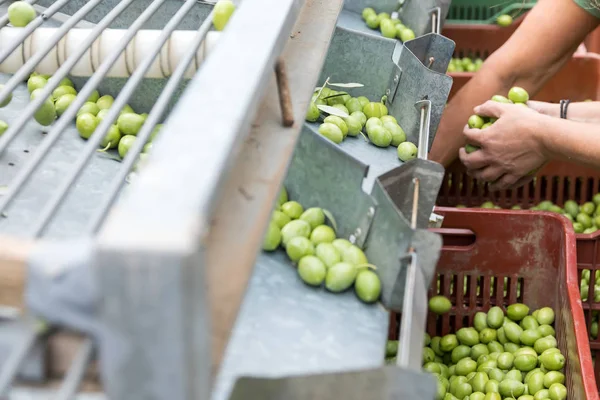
[0,329,38,396]
[0,0,136,155]
[0,0,105,106]
[52,339,94,400]
[0,0,74,66]
[31,0,197,237]
[87,11,215,234]
[415,99,431,160]
[0,0,166,228]
[95,1,307,398]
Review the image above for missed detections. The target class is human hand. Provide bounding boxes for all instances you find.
[458,100,549,191]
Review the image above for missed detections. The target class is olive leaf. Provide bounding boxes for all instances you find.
[328,82,364,88]
[322,209,338,233]
[317,105,349,118]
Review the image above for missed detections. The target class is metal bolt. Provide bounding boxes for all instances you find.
[393,74,399,83]
[354,228,362,237]
[386,88,391,96]
[367,207,375,217]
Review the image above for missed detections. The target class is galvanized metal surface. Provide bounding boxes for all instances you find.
[364,180,412,311]
[377,159,445,229]
[94,0,310,399]
[212,251,389,400]
[0,318,45,382]
[314,23,453,193]
[399,0,451,38]
[226,366,437,400]
[284,127,376,245]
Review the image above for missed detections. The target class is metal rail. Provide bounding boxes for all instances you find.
[0,0,217,396]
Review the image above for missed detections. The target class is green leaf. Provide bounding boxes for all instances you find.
[323,208,338,233]
[317,105,349,118]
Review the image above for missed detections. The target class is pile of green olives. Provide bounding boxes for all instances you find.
[361,8,416,42]
[306,86,418,162]
[262,186,382,304]
[387,297,567,400]
[464,87,530,154]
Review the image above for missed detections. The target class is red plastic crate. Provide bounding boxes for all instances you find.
[442,21,600,102]
[389,208,598,399]
[438,159,600,386]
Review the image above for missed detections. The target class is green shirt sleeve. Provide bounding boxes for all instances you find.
[574,0,600,19]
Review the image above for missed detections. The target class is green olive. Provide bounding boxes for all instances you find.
[507,303,529,321]
[547,383,567,400]
[380,19,397,38]
[383,121,406,146]
[543,371,565,388]
[318,122,343,144]
[118,134,136,158]
[87,89,100,103]
[277,186,288,208]
[272,210,291,229]
[345,98,363,114]
[363,102,388,119]
[310,225,336,245]
[27,75,47,93]
[325,262,357,292]
[539,350,565,371]
[281,201,304,219]
[429,295,452,314]
[487,306,504,329]
[52,85,76,100]
[262,222,281,251]
[397,141,417,161]
[77,101,100,117]
[479,328,497,344]
[496,14,513,27]
[324,115,348,137]
[368,125,392,147]
[468,115,485,129]
[286,236,315,262]
[508,87,529,104]
[344,115,363,137]
[76,113,98,139]
[280,219,311,247]
[0,120,7,136]
[305,102,320,122]
[297,255,326,286]
[354,269,381,303]
[96,94,114,110]
[117,113,145,136]
[351,111,367,125]
[315,243,341,269]
[100,124,122,149]
[341,244,368,266]
[299,207,325,229]
[332,238,352,254]
[457,327,480,346]
[54,94,77,116]
[0,84,13,108]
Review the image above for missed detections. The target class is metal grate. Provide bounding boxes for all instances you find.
[0,0,217,397]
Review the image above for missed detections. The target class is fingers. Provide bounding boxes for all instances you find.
[459,147,489,170]
[506,175,535,191]
[468,166,504,183]
[473,100,507,118]
[489,174,520,192]
[462,126,487,147]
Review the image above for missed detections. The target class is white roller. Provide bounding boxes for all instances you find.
[0,27,220,79]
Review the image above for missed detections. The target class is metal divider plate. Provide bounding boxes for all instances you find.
[311,27,453,195]
[387,35,454,152]
[377,159,445,229]
[225,366,437,400]
[398,0,452,37]
[212,127,389,400]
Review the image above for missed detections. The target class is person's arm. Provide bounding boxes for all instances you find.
[537,117,600,170]
[458,100,600,191]
[529,100,600,123]
[429,0,600,167]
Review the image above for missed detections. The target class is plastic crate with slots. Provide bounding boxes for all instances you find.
[438,159,600,388]
[389,208,598,399]
[446,0,536,25]
[442,20,600,102]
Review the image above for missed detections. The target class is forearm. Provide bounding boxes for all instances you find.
[537,115,600,169]
[537,101,600,123]
[430,56,566,168]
